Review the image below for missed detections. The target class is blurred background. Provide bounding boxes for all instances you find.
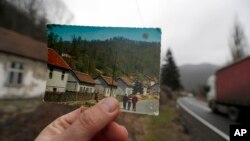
[0,0,250,141]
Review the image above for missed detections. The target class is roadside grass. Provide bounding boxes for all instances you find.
[150,105,175,127]
[146,103,181,141]
[117,100,190,141]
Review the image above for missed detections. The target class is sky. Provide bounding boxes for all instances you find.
[60,0,250,66]
[48,25,161,42]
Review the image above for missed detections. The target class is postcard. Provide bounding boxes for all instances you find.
[44,24,161,115]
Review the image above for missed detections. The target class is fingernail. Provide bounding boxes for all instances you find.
[100,98,118,113]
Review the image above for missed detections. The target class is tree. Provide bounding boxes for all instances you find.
[229,20,248,62]
[47,32,58,49]
[71,36,81,59]
[132,80,143,94]
[57,37,65,55]
[0,0,73,42]
[11,0,73,24]
[161,49,182,91]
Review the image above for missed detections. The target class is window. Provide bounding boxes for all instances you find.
[49,68,53,79]
[89,88,92,93]
[53,88,57,92]
[61,71,65,80]
[6,62,24,85]
[80,87,86,92]
[125,89,129,94]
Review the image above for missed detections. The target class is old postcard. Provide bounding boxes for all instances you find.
[44,25,161,115]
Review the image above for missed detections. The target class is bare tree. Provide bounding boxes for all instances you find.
[1,0,73,41]
[7,0,73,24]
[229,20,248,62]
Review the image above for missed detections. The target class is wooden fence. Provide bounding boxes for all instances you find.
[44,91,104,102]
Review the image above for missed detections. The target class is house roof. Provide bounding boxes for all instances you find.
[144,75,157,82]
[149,83,160,89]
[96,75,118,87]
[117,77,133,87]
[48,48,71,70]
[72,70,95,85]
[0,27,47,62]
[95,68,103,74]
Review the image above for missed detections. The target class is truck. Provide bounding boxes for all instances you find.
[207,56,250,121]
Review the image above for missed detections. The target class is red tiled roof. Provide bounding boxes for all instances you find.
[0,27,47,62]
[72,70,95,85]
[97,75,118,87]
[48,48,70,69]
[118,77,133,87]
[144,75,157,81]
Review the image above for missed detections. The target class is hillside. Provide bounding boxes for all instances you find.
[179,63,220,91]
[51,36,161,80]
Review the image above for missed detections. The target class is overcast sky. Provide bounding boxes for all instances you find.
[62,0,250,66]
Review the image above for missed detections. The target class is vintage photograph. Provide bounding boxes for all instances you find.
[44,25,161,115]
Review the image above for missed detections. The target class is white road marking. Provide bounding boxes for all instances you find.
[185,98,211,112]
[177,98,229,141]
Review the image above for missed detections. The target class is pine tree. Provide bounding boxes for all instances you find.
[47,32,58,49]
[71,36,81,60]
[133,80,143,94]
[161,49,182,91]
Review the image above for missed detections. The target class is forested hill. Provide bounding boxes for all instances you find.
[50,36,160,79]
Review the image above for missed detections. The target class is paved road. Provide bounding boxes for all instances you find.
[136,99,159,115]
[177,97,237,140]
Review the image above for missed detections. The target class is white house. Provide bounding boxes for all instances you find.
[46,48,71,92]
[143,75,157,87]
[0,28,47,99]
[94,75,117,97]
[142,84,148,95]
[148,83,160,94]
[116,77,133,96]
[67,70,95,93]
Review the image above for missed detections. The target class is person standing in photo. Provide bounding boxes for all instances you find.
[127,94,132,111]
[122,94,128,110]
[132,95,138,111]
[94,92,99,103]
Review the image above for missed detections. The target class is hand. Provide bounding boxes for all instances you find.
[35,97,128,141]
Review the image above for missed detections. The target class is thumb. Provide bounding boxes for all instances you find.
[58,97,120,141]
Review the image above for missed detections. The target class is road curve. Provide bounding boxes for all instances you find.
[177,97,238,141]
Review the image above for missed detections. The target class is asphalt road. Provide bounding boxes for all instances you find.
[177,97,237,140]
[136,99,159,115]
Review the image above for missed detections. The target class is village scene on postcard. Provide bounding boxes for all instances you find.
[45,25,161,115]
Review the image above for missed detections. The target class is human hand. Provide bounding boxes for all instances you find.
[35,97,128,141]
